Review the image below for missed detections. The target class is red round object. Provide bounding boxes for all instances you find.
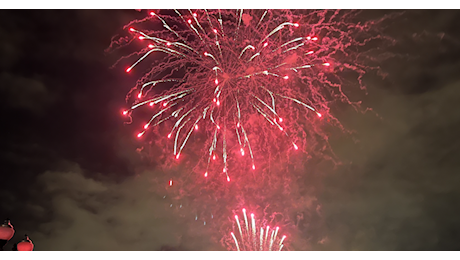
[0,224,14,241]
[17,240,34,251]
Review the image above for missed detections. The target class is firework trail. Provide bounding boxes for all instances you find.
[227,208,287,251]
[114,9,377,184]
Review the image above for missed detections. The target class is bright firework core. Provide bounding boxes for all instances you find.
[230,208,286,251]
[120,10,362,183]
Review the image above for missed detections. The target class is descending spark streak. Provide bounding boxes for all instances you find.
[260,22,299,44]
[265,226,270,248]
[271,37,304,53]
[260,227,264,251]
[119,9,369,182]
[230,209,287,251]
[243,208,249,237]
[251,213,256,250]
[178,117,201,156]
[279,235,286,249]
[239,45,255,59]
[231,232,240,251]
[256,10,268,29]
[235,9,243,39]
[235,215,244,250]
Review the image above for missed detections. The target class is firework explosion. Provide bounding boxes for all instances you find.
[111,9,393,250]
[227,208,287,251]
[109,9,397,250]
[117,9,370,183]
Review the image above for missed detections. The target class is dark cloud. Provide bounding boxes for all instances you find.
[317,71,460,250]
[6,164,223,250]
[0,72,55,114]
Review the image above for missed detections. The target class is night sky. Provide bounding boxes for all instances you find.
[1,9,460,251]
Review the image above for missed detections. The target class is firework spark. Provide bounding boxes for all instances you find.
[230,208,286,251]
[118,9,370,182]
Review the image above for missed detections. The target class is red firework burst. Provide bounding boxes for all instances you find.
[117,9,370,183]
